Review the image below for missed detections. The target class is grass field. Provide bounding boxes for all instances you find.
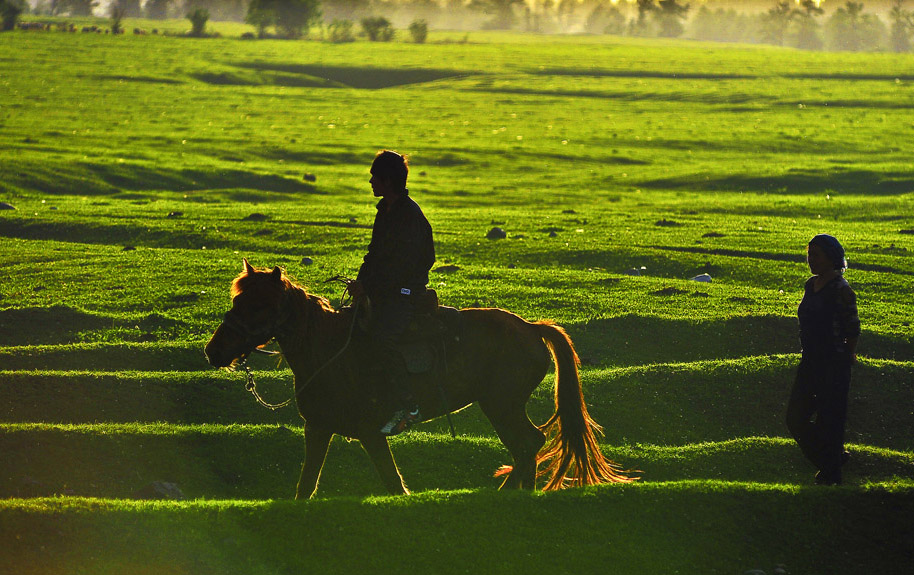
[2,19,913,575]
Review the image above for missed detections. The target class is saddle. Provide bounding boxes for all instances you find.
[399,296,462,373]
[356,289,462,374]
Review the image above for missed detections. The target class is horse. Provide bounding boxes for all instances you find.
[204,259,632,498]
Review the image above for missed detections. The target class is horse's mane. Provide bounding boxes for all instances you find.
[230,268,336,315]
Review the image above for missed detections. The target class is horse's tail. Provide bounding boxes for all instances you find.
[534,321,634,489]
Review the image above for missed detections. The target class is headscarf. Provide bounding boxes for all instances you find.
[809,234,847,272]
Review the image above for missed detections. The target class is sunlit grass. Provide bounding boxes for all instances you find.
[2,27,913,575]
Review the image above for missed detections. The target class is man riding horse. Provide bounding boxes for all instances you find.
[346,150,436,436]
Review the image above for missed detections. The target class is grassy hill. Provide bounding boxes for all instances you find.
[1,21,912,575]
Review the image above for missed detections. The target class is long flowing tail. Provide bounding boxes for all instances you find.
[535,321,634,489]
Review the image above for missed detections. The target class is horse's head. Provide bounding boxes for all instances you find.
[204,259,290,368]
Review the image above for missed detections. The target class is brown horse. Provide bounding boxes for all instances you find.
[204,260,631,498]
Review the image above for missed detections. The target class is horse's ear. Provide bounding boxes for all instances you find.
[270,266,283,282]
[243,258,255,275]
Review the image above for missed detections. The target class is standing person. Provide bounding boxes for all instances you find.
[786,234,860,485]
[347,150,435,436]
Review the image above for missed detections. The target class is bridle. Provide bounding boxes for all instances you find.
[216,279,360,411]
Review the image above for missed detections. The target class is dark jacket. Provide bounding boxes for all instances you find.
[798,275,860,358]
[357,192,435,301]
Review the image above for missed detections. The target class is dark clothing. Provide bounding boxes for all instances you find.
[787,274,859,480]
[356,191,434,406]
[797,275,860,357]
[787,354,852,476]
[357,192,435,302]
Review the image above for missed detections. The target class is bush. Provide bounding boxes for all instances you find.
[245,0,320,39]
[275,0,321,39]
[1,0,25,31]
[328,19,355,42]
[408,19,427,43]
[361,16,394,41]
[187,7,209,37]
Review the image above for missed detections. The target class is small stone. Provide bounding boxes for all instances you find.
[486,227,507,240]
[691,273,712,282]
[301,257,313,266]
[549,230,558,237]
[303,173,317,182]
[0,202,16,210]
[123,245,136,251]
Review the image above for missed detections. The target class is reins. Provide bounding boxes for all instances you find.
[238,280,361,411]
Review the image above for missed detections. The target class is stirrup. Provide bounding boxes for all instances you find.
[380,407,421,436]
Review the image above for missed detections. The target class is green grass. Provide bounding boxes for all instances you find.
[2,21,913,575]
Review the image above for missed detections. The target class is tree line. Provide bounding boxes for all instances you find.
[6,0,914,52]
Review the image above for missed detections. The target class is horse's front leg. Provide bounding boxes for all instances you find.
[295,423,333,500]
[360,434,409,495]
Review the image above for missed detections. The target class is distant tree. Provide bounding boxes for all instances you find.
[468,0,522,30]
[361,15,394,40]
[655,0,689,38]
[109,0,126,33]
[760,0,792,46]
[274,0,321,38]
[187,7,209,36]
[690,6,754,43]
[54,0,97,16]
[327,18,355,41]
[525,0,556,33]
[555,0,575,29]
[144,0,170,19]
[1,0,26,31]
[245,0,320,39]
[245,0,275,37]
[629,0,656,36]
[825,2,886,51]
[889,0,913,52]
[408,18,428,43]
[790,0,824,50]
[585,1,626,35]
[116,0,141,17]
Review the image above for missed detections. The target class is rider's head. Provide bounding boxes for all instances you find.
[370,150,409,196]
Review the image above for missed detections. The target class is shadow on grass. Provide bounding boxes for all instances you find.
[651,245,914,276]
[0,307,187,346]
[468,85,760,105]
[567,314,914,366]
[531,68,757,80]
[3,159,319,197]
[637,168,914,196]
[220,63,470,90]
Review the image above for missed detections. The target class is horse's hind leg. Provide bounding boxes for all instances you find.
[480,401,545,490]
[360,434,410,495]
